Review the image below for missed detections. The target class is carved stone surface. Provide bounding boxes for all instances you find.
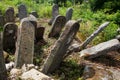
[18,4,27,20]
[5,7,15,22]
[48,15,66,38]
[65,8,73,22]
[3,23,18,51]
[0,32,7,80]
[15,19,35,68]
[48,4,59,25]
[31,11,39,18]
[41,20,80,74]
[80,39,120,59]
[0,15,5,27]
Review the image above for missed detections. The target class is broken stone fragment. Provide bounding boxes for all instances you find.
[20,69,54,80]
[80,39,120,59]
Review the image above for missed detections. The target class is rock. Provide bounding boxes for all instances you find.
[83,62,120,80]
[15,18,35,68]
[31,11,39,18]
[80,39,120,59]
[6,61,14,71]
[21,69,54,80]
[65,8,73,22]
[10,68,22,80]
[0,15,5,26]
[116,35,120,41]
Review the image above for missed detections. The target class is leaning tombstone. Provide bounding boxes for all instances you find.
[31,11,39,18]
[0,15,5,27]
[48,4,59,25]
[48,15,66,38]
[15,18,35,68]
[3,23,18,52]
[0,32,8,80]
[18,4,27,20]
[65,8,73,22]
[5,7,15,23]
[41,20,80,74]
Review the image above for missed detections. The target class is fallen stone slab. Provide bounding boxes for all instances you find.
[80,39,120,59]
[21,69,54,80]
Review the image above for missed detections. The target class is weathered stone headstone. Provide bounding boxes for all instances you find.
[3,23,18,51]
[65,8,73,22]
[15,18,35,68]
[41,20,80,74]
[5,7,15,22]
[48,4,59,25]
[0,15,5,27]
[31,11,39,18]
[36,26,45,42]
[48,15,66,38]
[80,39,120,59]
[0,32,7,80]
[18,4,27,20]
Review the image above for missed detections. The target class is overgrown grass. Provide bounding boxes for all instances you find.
[0,0,119,45]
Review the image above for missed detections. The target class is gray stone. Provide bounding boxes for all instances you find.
[48,4,59,25]
[0,15,5,26]
[36,26,45,42]
[80,39,120,59]
[18,4,27,20]
[31,11,39,18]
[41,20,80,74]
[65,8,73,22]
[5,7,15,22]
[21,69,54,80]
[0,32,7,80]
[83,63,120,80]
[15,18,35,68]
[3,23,18,51]
[48,15,66,38]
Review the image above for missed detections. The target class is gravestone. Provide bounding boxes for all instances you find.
[18,4,27,20]
[65,8,73,22]
[3,23,18,51]
[5,7,15,22]
[0,32,7,79]
[36,26,45,42]
[48,4,59,25]
[15,18,35,68]
[48,15,66,38]
[41,20,80,74]
[31,11,39,18]
[0,15,5,27]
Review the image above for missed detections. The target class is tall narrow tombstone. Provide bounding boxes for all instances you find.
[0,32,7,80]
[0,15,5,27]
[3,23,18,52]
[65,8,73,22]
[18,4,27,20]
[5,7,15,22]
[48,4,59,25]
[41,20,80,74]
[15,19,35,68]
[48,15,66,38]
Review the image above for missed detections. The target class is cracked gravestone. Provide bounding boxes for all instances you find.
[15,18,35,68]
[48,4,59,25]
[0,32,7,80]
[3,22,18,52]
[5,7,15,23]
[0,15,5,27]
[80,39,120,59]
[41,20,80,74]
[18,4,27,20]
[65,8,73,22]
[48,15,66,38]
